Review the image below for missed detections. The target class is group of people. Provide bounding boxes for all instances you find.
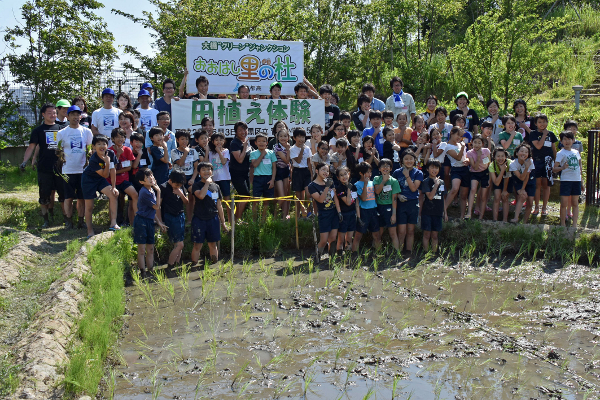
[19,75,584,273]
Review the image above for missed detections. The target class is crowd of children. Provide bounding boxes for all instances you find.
[30,81,584,273]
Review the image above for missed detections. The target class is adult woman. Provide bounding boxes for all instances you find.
[116,92,133,112]
[118,111,136,147]
[229,121,253,220]
[72,96,92,128]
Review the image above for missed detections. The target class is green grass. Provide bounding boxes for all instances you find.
[63,229,134,396]
[0,353,20,396]
[0,230,18,258]
[0,164,37,193]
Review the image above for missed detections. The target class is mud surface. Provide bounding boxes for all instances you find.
[112,253,600,399]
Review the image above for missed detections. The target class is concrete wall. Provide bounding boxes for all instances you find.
[0,146,27,166]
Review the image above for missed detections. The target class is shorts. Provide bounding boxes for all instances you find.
[275,166,290,181]
[421,214,443,232]
[317,208,339,233]
[533,159,547,179]
[450,166,471,188]
[560,180,582,197]
[133,215,155,244]
[338,209,357,233]
[512,176,536,197]
[493,177,511,192]
[81,175,111,200]
[215,180,231,197]
[116,181,133,193]
[291,168,311,192]
[38,169,65,205]
[357,207,379,234]
[231,174,251,196]
[252,175,275,198]
[470,170,490,188]
[443,155,451,168]
[397,198,419,225]
[192,215,221,243]
[185,175,194,187]
[377,203,397,228]
[64,174,84,200]
[163,212,185,243]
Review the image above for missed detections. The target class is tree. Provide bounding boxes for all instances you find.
[3,0,116,124]
[0,83,30,148]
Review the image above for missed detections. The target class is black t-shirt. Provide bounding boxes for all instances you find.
[528,130,557,162]
[130,148,150,186]
[308,181,336,211]
[229,137,252,173]
[335,182,357,213]
[421,177,445,217]
[358,148,379,170]
[195,146,206,161]
[160,181,187,216]
[189,93,217,100]
[352,109,368,132]
[83,150,116,182]
[382,140,397,162]
[324,104,340,139]
[450,108,480,132]
[192,180,221,220]
[29,123,63,171]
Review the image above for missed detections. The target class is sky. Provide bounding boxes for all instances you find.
[0,0,155,69]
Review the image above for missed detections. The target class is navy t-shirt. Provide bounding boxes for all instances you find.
[229,137,252,174]
[528,130,557,162]
[308,181,336,212]
[392,167,423,200]
[335,182,357,213]
[421,177,445,216]
[83,150,116,183]
[150,145,169,185]
[160,181,186,216]
[137,186,157,220]
[450,108,480,132]
[192,180,222,220]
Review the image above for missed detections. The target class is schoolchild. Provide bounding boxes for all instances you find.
[481,99,504,145]
[553,131,582,228]
[290,128,313,218]
[352,162,381,252]
[421,160,445,252]
[393,150,423,254]
[340,111,352,133]
[191,162,229,265]
[361,110,385,156]
[465,135,491,220]
[411,114,426,143]
[382,127,402,171]
[499,114,523,159]
[382,110,395,129]
[561,120,584,220]
[320,84,340,139]
[133,169,167,276]
[171,129,199,223]
[311,140,331,172]
[194,129,209,163]
[509,143,536,223]
[414,132,431,168]
[374,159,401,250]
[347,130,362,179]
[109,128,139,224]
[250,133,277,222]
[453,114,473,147]
[480,121,496,153]
[394,112,413,156]
[489,148,512,222]
[308,162,340,259]
[331,138,351,172]
[358,136,380,177]
[352,94,372,133]
[428,107,453,183]
[443,127,470,220]
[513,99,535,141]
[335,166,358,253]
[450,92,480,134]
[130,133,151,192]
[329,122,347,153]
[529,114,557,216]
[208,132,232,223]
[160,170,188,269]
[273,129,292,219]
[148,127,170,186]
[81,134,119,237]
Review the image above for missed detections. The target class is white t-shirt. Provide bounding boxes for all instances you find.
[171,148,199,176]
[209,149,231,181]
[434,142,447,163]
[138,108,159,132]
[91,107,121,137]
[445,143,467,168]
[329,136,346,152]
[509,158,535,179]
[56,126,94,174]
[290,145,312,168]
[555,149,581,181]
[428,122,453,142]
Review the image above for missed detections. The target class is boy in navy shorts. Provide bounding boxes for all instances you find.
[81,134,120,237]
[421,160,445,252]
[161,170,188,269]
[134,169,167,276]
[553,131,582,228]
[250,133,277,222]
[352,162,381,253]
[191,162,229,265]
[149,127,170,185]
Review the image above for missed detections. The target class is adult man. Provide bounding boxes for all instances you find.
[91,88,121,137]
[56,105,94,229]
[138,89,159,132]
[362,83,385,112]
[320,84,340,141]
[179,68,217,99]
[133,82,154,109]
[269,82,282,99]
[55,99,70,127]
[385,77,416,127]
[238,84,251,100]
[294,82,310,99]
[20,104,65,228]
[154,78,177,130]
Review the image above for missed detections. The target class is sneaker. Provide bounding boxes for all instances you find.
[41,220,50,228]
[64,219,73,229]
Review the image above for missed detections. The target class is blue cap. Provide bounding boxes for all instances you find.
[141,82,153,89]
[102,88,115,96]
[138,89,151,98]
[67,105,81,114]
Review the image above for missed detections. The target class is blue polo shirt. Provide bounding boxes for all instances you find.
[370,97,385,111]
[361,127,384,155]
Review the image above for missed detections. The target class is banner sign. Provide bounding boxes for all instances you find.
[186,37,304,96]
[172,99,325,138]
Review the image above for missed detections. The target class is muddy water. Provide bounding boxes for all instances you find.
[111,253,600,399]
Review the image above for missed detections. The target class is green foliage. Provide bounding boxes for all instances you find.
[0,164,38,193]
[0,84,31,148]
[0,231,19,259]
[3,0,117,124]
[0,353,20,396]
[63,229,132,396]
